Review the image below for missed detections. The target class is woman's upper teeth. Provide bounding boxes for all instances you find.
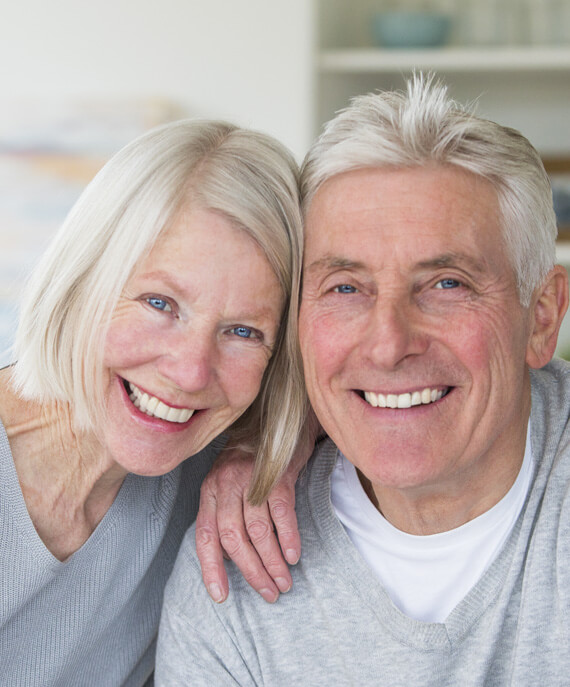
[364,387,447,409]
[128,382,194,423]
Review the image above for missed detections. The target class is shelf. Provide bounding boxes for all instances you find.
[318,46,570,73]
[556,242,570,265]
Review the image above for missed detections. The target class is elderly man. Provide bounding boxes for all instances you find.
[156,76,570,685]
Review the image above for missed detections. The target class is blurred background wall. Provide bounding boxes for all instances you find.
[0,0,314,157]
[1,0,569,363]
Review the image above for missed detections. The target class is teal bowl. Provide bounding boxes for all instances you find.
[372,11,451,49]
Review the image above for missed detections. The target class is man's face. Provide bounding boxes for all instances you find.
[299,166,535,506]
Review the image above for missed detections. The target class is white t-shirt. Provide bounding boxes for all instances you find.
[331,428,533,623]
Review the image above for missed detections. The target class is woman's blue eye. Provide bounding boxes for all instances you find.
[147,297,171,312]
[231,326,254,339]
[334,284,357,294]
[435,278,460,290]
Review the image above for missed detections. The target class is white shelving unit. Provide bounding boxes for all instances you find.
[556,243,570,264]
[319,46,570,73]
[315,46,570,137]
[313,2,570,152]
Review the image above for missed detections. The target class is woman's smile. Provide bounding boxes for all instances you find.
[125,379,195,424]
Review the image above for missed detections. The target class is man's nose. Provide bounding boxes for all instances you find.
[360,297,428,369]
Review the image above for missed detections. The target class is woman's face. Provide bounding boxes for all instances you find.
[101,206,284,476]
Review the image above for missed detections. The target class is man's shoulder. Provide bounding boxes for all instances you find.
[302,437,339,485]
[530,358,570,424]
[528,358,570,503]
[531,357,570,389]
[160,521,217,626]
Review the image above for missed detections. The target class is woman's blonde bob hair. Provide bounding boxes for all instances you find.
[11,119,307,501]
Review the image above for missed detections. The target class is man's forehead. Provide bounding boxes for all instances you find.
[305,164,498,215]
[303,165,504,270]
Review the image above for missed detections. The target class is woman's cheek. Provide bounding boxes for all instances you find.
[226,354,272,407]
[103,311,157,367]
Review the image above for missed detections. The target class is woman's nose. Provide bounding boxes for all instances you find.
[157,330,216,393]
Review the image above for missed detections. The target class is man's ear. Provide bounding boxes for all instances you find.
[526,265,569,369]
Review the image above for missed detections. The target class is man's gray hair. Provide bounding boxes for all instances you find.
[301,73,557,307]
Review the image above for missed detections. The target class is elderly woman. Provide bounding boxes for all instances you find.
[0,119,306,685]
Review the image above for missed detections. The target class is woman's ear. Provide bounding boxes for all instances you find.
[526,265,569,369]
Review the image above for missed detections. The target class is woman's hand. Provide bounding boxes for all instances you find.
[195,447,303,604]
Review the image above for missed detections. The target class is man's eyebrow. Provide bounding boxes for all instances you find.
[304,255,366,273]
[416,252,488,273]
[305,252,488,274]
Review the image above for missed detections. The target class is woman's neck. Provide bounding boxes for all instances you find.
[0,369,128,560]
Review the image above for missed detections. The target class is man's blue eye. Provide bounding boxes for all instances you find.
[436,279,460,289]
[334,284,357,294]
[147,297,171,312]
[232,326,253,339]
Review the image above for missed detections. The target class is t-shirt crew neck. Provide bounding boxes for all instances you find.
[331,426,533,623]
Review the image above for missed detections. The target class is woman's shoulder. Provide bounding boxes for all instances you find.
[0,365,27,425]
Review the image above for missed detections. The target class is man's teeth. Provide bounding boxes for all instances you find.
[364,388,447,409]
[127,382,194,423]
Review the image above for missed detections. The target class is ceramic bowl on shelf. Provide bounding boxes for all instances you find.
[371,11,452,49]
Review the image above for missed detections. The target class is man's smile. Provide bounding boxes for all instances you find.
[362,387,450,409]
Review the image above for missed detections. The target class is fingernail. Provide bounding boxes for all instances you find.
[275,577,291,593]
[285,549,300,564]
[208,584,224,603]
[260,588,278,603]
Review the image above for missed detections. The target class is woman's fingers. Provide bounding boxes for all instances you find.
[195,448,296,603]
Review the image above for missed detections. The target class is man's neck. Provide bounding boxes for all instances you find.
[357,438,527,536]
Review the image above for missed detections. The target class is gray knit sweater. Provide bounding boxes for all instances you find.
[0,421,220,686]
[156,359,570,686]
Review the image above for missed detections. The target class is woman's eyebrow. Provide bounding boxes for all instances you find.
[135,269,185,292]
